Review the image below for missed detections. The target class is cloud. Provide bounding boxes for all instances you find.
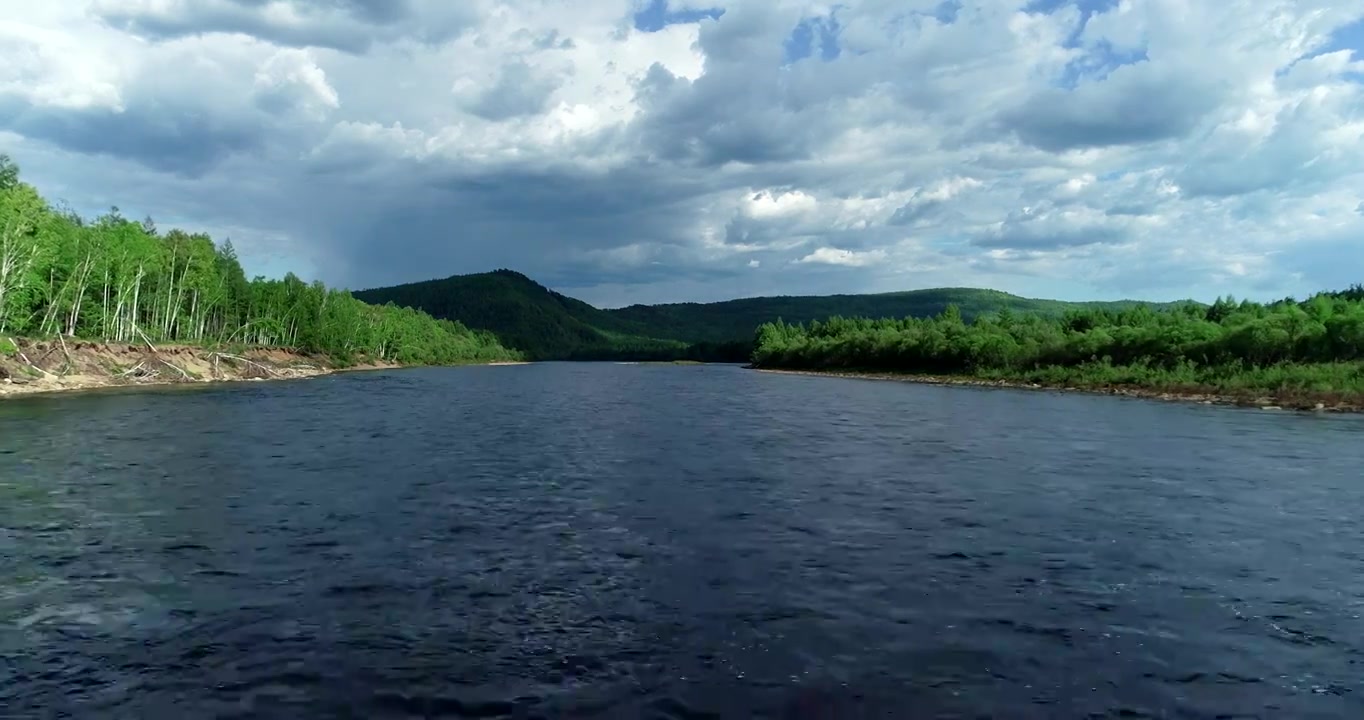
[90,0,481,53]
[454,60,561,121]
[1003,57,1230,151]
[972,203,1131,250]
[253,49,340,119]
[1,0,1363,307]
[799,247,888,268]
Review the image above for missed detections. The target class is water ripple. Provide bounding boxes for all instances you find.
[2,363,1362,717]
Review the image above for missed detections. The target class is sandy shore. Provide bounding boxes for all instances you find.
[752,368,1362,413]
[0,339,400,400]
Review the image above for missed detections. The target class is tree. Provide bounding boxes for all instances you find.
[0,154,18,191]
[0,155,521,364]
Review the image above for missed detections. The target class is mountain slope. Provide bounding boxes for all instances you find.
[352,270,685,360]
[354,270,1193,361]
[605,288,1178,345]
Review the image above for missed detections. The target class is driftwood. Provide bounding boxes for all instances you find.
[118,362,150,378]
[56,333,72,376]
[8,337,55,378]
[134,326,192,381]
[212,352,278,378]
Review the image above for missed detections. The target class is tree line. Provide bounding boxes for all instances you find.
[0,155,519,365]
[752,287,1364,395]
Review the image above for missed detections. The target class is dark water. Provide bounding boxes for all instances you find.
[2,364,1363,719]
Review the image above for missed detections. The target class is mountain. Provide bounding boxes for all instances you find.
[606,288,1180,346]
[353,270,1190,361]
[352,269,690,360]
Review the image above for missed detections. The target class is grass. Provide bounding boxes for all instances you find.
[912,360,1364,409]
[978,360,1364,396]
[0,337,15,356]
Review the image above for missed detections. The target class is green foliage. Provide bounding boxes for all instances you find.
[606,287,1186,345]
[0,155,519,365]
[354,269,695,360]
[355,271,1174,362]
[0,156,17,191]
[0,337,15,355]
[751,293,1364,397]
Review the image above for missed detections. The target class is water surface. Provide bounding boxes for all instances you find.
[2,364,1362,718]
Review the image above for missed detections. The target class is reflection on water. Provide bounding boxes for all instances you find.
[2,364,1363,718]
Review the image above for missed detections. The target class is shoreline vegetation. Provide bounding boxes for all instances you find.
[0,337,532,399]
[753,368,1359,413]
[7,150,1364,413]
[0,337,364,399]
[0,153,521,395]
[751,287,1364,414]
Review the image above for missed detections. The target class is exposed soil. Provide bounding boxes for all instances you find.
[752,368,1364,414]
[0,338,396,399]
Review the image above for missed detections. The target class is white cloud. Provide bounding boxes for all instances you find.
[743,189,817,219]
[0,8,127,110]
[799,247,888,268]
[0,0,1361,305]
[253,48,339,119]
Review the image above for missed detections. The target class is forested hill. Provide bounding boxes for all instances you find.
[749,285,1364,407]
[354,270,1186,361]
[0,155,519,366]
[353,270,693,360]
[607,289,1182,345]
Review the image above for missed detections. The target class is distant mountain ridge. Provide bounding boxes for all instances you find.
[353,269,1189,361]
[352,270,691,360]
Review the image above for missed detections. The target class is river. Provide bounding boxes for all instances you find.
[2,363,1362,718]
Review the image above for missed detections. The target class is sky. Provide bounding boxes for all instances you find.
[1,0,1362,308]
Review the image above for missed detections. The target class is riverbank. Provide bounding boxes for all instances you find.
[0,338,397,399]
[753,367,1364,413]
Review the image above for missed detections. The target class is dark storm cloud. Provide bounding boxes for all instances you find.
[94,0,473,53]
[294,159,726,291]
[0,99,259,177]
[1003,66,1224,152]
[543,247,749,292]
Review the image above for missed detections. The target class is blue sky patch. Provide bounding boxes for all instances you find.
[633,0,723,32]
[784,13,842,63]
[1324,16,1364,59]
[1057,39,1148,88]
[1025,0,1121,48]
[933,1,962,24]
[1024,0,1148,88]
[1323,16,1364,83]
[1281,15,1364,84]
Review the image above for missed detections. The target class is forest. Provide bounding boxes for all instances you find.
[751,288,1364,398]
[354,269,1156,362]
[0,156,519,366]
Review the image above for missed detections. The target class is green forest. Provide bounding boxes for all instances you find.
[752,288,1364,400]
[355,270,1164,362]
[608,288,1180,346]
[354,269,700,360]
[0,156,519,365]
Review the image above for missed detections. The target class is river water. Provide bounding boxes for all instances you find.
[2,363,1362,718]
